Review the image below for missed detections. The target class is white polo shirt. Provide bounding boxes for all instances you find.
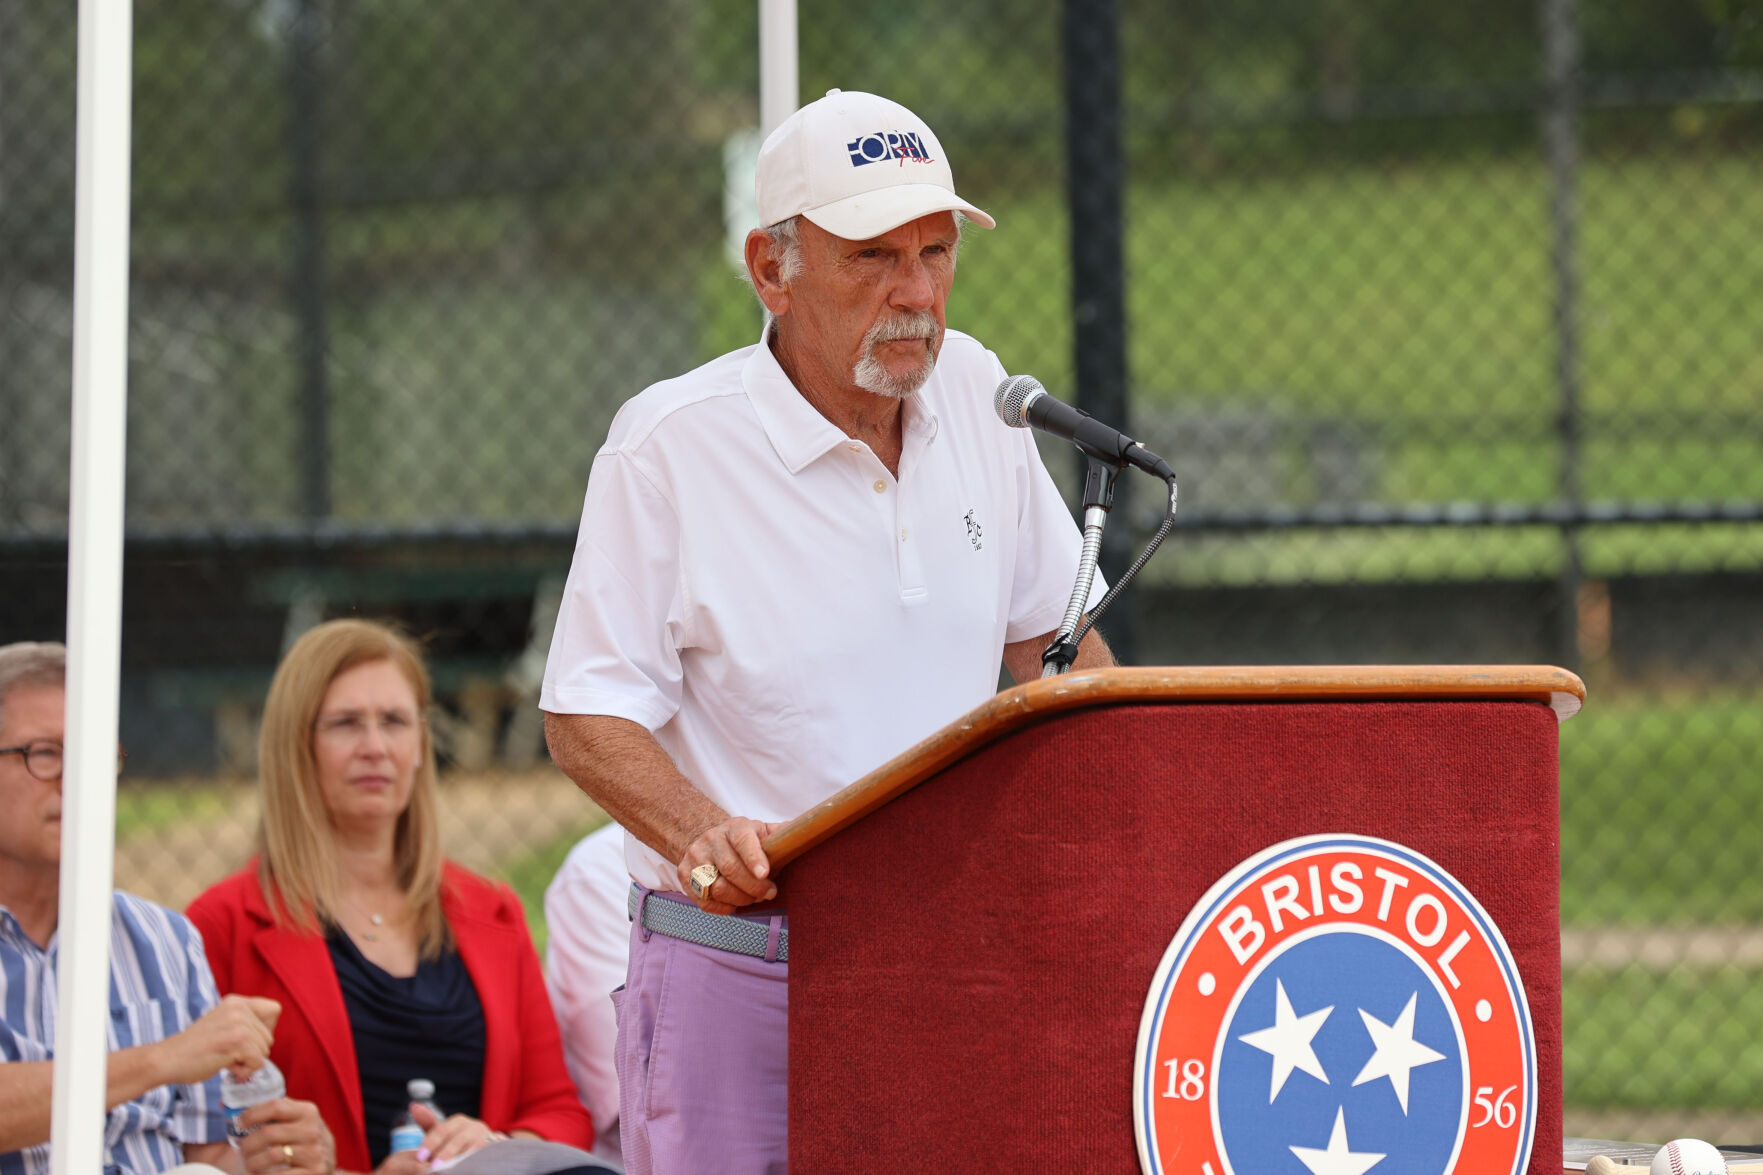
[541,328,1093,892]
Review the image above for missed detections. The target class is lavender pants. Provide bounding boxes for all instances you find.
[614,888,788,1175]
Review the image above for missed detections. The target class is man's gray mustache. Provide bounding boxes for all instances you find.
[865,313,939,344]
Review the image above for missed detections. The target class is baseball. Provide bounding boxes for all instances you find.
[1651,1138,1729,1175]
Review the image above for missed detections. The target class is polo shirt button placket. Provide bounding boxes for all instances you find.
[895,478,926,604]
[853,450,900,581]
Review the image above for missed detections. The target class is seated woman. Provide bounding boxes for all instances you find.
[188,619,598,1175]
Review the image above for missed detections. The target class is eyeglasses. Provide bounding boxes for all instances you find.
[0,740,128,782]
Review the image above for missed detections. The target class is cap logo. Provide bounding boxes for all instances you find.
[845,130,934,167]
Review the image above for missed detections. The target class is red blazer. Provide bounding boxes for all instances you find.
[187,862,592,1173]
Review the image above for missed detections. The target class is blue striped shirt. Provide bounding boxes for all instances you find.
[0,892,227,1175]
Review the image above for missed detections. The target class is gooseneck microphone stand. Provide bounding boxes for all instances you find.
[1041,456,1121,677]
[1041,460,1181,677]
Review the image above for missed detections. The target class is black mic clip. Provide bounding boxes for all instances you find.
[1040,635,1082,675]
[1081,454,1121,512]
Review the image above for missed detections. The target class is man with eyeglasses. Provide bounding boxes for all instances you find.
[0,641,336,1174]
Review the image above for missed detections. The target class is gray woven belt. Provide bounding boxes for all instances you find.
[627,883,788,962]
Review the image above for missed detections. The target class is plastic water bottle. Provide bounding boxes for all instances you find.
[221,1058,286,1142]
[389,1078,443,1154]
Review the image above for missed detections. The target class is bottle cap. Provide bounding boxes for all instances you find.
[408,1078,435,1100]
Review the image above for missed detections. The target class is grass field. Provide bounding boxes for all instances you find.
[116,778,242,838]
[117,680,1756,931]
[1560,685,1763,924]
[710,151,1763,586]
[1564,966,1763,1109]
[1556,687,1763,1111]
[107,148,1763,587]
[495,821,609,960]
[108,678,1759,1114]
[101,144,1763,1118]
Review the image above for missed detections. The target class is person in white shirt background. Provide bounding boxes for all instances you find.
[543,823,630,1174]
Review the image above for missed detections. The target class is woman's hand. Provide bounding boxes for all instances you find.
[234,1097,336,1173]
[408,1103,506,1166]
[370,1152,431,1175]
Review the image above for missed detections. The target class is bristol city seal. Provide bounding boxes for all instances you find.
[1134,834,1534,1175]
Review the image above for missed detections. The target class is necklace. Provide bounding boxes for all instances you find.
[342,895,392,943]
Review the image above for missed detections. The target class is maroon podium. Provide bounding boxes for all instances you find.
[764,665,1584,1174]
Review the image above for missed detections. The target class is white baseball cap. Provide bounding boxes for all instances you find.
[755,89,996,240]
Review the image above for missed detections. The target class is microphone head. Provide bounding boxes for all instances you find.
[993,374,1043,428]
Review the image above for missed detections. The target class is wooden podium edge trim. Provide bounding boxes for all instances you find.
[764,664,1585,870]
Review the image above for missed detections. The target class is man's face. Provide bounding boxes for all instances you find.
[0,684,65,872]
[778,211,960,400]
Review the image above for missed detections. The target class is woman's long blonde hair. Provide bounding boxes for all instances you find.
[257,618,449,958]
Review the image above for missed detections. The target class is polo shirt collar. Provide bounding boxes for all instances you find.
[0,905,45,953]
[742,328,938,474]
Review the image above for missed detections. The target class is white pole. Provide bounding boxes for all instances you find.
[53,0,133,1171]
[758,0,798,138]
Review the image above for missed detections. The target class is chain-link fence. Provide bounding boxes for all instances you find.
[2,0,1761,1146]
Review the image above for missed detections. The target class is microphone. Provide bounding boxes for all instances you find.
[993,375,1174,480]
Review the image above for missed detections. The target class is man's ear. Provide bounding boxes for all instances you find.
[745,229,791,318]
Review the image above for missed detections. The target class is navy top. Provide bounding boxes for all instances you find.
[327,928,487,1168]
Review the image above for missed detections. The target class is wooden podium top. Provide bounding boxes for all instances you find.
[764,664,1584,869]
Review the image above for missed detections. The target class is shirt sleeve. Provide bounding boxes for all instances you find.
[170,916,229,1145]
[540,447,687,729]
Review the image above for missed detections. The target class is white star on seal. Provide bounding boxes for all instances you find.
[1289,1107,1386,1175]
[1236,978,1334,1103]
[1352,992,1447,1114]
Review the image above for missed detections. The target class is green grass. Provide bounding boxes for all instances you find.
[127,148,1760,583]
[1564,966,1763,1108]
[114,778,245,839]
[110,685,1763,1112]
[700,150,1763,585]
[1561,686,1763,924]
[706,153,1763,469]
[491,815,612,960]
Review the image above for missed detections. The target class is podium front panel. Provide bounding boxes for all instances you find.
[786,699,1561,1174]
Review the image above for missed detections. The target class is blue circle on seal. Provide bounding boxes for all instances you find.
[1216,929,1465,1175]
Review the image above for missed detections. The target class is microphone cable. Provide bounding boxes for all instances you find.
[1069,473,1179,649]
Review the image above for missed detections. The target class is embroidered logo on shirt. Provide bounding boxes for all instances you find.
[964,509,983,551]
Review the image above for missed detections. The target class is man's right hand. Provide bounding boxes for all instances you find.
[543,713,783,915]
[154,994,281,1086]
[678,816,779,914]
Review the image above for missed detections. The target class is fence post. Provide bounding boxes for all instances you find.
[287,0,331,522]
[1062,0,1135,661]
[1541,0,1583,671]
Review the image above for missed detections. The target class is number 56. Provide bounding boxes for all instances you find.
[1473,1084,1518,1128]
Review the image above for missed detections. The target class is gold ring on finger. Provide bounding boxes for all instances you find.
[689,862,719,898]
[282,1143,295,1164]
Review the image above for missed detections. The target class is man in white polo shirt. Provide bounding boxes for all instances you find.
[540,88,1110,1175]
